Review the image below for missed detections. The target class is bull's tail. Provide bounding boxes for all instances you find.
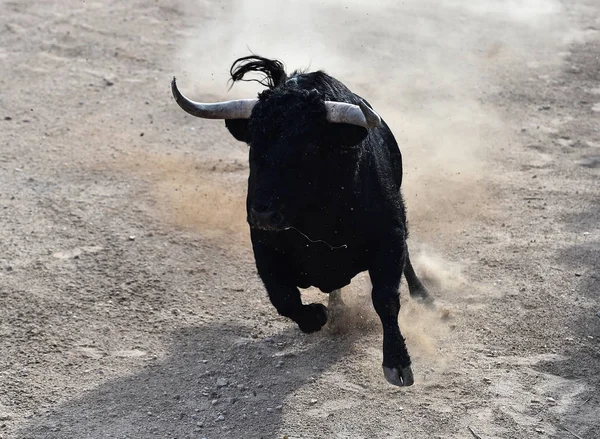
[404,250,435,307]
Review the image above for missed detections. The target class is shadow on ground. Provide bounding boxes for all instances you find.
[534,199,600,438]
[18,323,354,439]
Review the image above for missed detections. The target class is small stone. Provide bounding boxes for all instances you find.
[196,421,204,427]
[546,397,556,403]
[531,399,541,403]
[4,116,12,121]
[266,408,273,413]
[309,399,318,405]
[202,359,208,364]
[276,405,283,411]
[216,415,225,422]
[128,235,136,241]
[535,427,544,434]
[483,378,491,384]
[275,360,284,368]
[575,272,582,277]
[216,377,227,388]
[211,399,218,406]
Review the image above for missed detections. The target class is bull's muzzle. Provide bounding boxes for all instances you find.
[249,205,285,231]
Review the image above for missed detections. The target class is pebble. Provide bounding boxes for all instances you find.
[211,399,218,406]
[483,378,492,384]
[535,427,545,434]
[216,415,225,422]
[309,399,318,405]
[275,360,284,368]
[128,235,136,241]
[216,377,227,388]
[266,408,273,413]
[546,397,556,403]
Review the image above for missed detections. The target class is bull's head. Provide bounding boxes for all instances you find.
[171,56,381,232]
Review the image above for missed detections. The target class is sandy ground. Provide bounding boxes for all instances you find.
[1,0,599,438]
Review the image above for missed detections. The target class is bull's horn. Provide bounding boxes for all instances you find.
[324,100,382,129]
[171,77,258,119]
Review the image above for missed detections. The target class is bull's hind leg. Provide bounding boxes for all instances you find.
[404,250,434,308]
[328,288,344,307]
[327,289,345,323]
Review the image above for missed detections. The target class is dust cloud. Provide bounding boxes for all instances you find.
[120,152,250,246]
[164,0,571,354]
[173,0,569,236]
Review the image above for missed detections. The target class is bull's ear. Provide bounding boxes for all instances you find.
[225,119,251,143]
[324,123,368,147]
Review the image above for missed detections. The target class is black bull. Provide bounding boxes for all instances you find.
[171,56,434,387]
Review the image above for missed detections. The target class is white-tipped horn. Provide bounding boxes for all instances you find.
[324,100,382,129]
[171,77,258,119]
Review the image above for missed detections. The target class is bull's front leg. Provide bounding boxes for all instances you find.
[263,282,328,333]
[369,243,414,387]
[253,241,328,333]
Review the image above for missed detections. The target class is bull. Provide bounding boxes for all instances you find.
[171,56,433,386]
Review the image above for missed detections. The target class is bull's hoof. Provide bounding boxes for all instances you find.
[383,365,414,387]
[297,303,328,334]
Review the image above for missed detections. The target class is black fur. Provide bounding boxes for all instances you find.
[225,56,433,385]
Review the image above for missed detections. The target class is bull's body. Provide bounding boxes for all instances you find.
[172,56,433,386]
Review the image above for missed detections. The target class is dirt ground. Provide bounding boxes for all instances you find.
[1,0,599,438]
